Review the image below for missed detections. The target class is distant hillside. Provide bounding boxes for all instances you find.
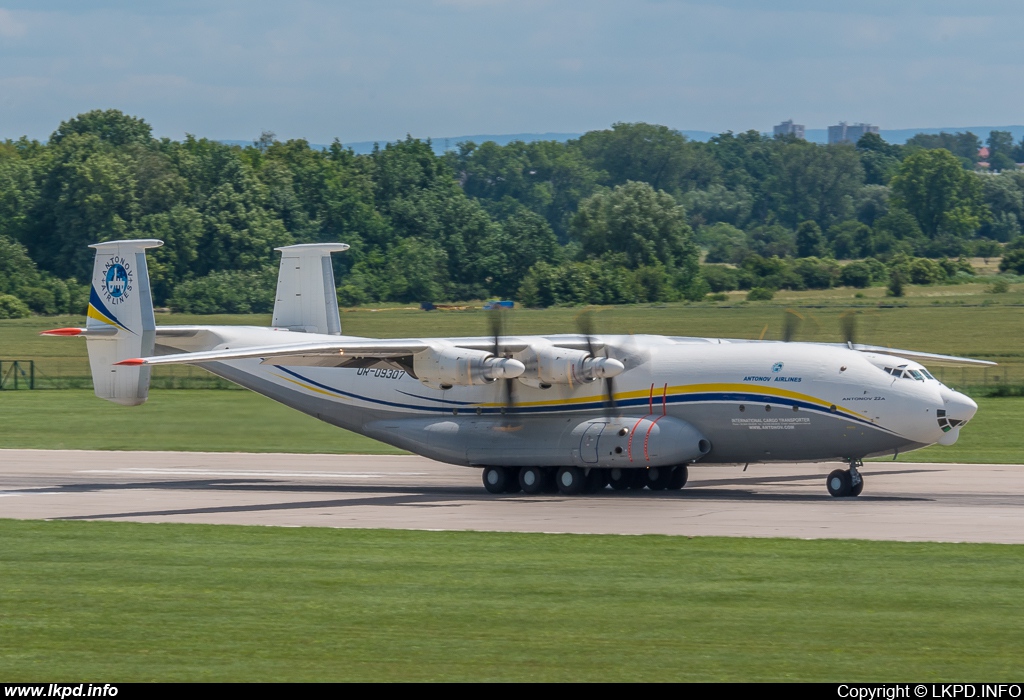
[220,126,1024,153]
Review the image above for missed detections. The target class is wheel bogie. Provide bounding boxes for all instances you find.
[482,466,509,494]
[608,467,633,490]
[519,465,548,494]
[826,468,852,497]
[668,464,688,490]
[556,466,586,495]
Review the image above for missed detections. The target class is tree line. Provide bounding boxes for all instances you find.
[1,110,1023,318]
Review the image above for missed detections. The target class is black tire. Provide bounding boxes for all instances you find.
[608,468,633,491]
[644,467,673,491]
[505,467,523,493]
[849,472,864,497]
[542,467,560,493]
[668,464,689,490]
[827,468,852,497]
[584,468,607,493]
[556,466,586,495]
[629,469,647,490]
[519,466,546,495]
[482,466,508,494]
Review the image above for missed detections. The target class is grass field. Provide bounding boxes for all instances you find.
[0,390,403,453]
[1,520,1021,682]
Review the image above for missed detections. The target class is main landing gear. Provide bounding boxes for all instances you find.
[482,465,689,495]
[826,460,864,498]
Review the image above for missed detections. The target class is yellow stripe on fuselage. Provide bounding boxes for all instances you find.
[477,382,867,419]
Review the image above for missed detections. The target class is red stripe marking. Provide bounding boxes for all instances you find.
[40,328,83,336]
[648,384,654,414]
[113,358,146,366]
[626,417,646,462]
[662,383,668,416]
[644,415,665,462]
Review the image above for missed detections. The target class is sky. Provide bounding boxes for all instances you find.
[1,1,1023,144]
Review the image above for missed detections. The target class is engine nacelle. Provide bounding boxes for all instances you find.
[413,345,525,389]
[519,345,624,388]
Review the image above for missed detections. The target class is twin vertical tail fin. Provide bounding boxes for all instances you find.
[272,243,348,335]
[85,239,163,405]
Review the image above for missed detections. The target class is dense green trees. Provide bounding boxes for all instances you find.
[0,110,1021,314]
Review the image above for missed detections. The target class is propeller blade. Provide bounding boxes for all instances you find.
[605,376,616,410]
[782,309,804,342]
[576,310,596,358]
[840,311,857,347]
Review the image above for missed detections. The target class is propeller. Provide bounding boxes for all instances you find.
[782,309,804,342]
[839,311,857,348]
[488,308,517,415]
[576,310,617,413]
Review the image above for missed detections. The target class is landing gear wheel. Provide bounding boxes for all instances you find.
[505,467,523,494]
[556,466,586,495]
[542,467,560,493]
[848,460,864,497]
[584,468,607,494]
[482,466,509,494]
[644,467,673,491]
[849,476,864,497]
[668,464,689,490]
[608,468,633,491]
[826,468,852,497]
[519,466,547,495]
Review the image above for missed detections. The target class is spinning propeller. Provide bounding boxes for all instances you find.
[489,308,517,415]
[576,310,618,413]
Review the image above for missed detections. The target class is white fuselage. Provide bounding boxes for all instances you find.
[155,327,977,468]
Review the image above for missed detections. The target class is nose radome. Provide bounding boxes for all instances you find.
[940,386,978,422]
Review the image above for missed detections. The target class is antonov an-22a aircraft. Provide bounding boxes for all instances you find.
[45,239,990,498]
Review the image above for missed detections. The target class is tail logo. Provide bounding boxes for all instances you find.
[101,256,133,305]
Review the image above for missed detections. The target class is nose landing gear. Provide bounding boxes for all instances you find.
[826,460,864,497]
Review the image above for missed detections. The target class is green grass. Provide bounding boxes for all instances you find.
[0,520,1021,681]
[0,390,1021,462]
[0,390,404,454]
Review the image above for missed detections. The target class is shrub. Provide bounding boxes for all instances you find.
[169,268,277,314]
[701,265,739,292]
[839,261,873,288]
[0,294,31,319]
[746,287,775,301]
[988,279,1010,294]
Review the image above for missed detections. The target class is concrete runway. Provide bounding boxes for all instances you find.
[1,450,1022,543]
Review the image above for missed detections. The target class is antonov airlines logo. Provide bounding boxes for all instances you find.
[101,256,133,305]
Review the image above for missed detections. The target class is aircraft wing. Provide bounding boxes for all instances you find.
[848,344,997,367]
[115,337,532,368]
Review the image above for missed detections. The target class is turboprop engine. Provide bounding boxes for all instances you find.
[414,345,525,389]
[518,344,625,389]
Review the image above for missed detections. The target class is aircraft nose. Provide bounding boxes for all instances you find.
[940,385,978,424]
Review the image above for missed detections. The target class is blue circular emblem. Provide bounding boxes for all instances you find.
[772,362,784,373]
[105,264,129,298]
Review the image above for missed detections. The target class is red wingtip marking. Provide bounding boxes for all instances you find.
[40,328,83,336]
[114,358,146,366]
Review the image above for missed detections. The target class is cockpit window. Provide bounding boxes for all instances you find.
[920,369,935,380]
[908,369,924,381]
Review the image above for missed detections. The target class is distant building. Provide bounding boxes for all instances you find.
[773,119,805,140]
[828,122,880,145]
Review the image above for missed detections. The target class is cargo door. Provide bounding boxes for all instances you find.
[580,422,604,464]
